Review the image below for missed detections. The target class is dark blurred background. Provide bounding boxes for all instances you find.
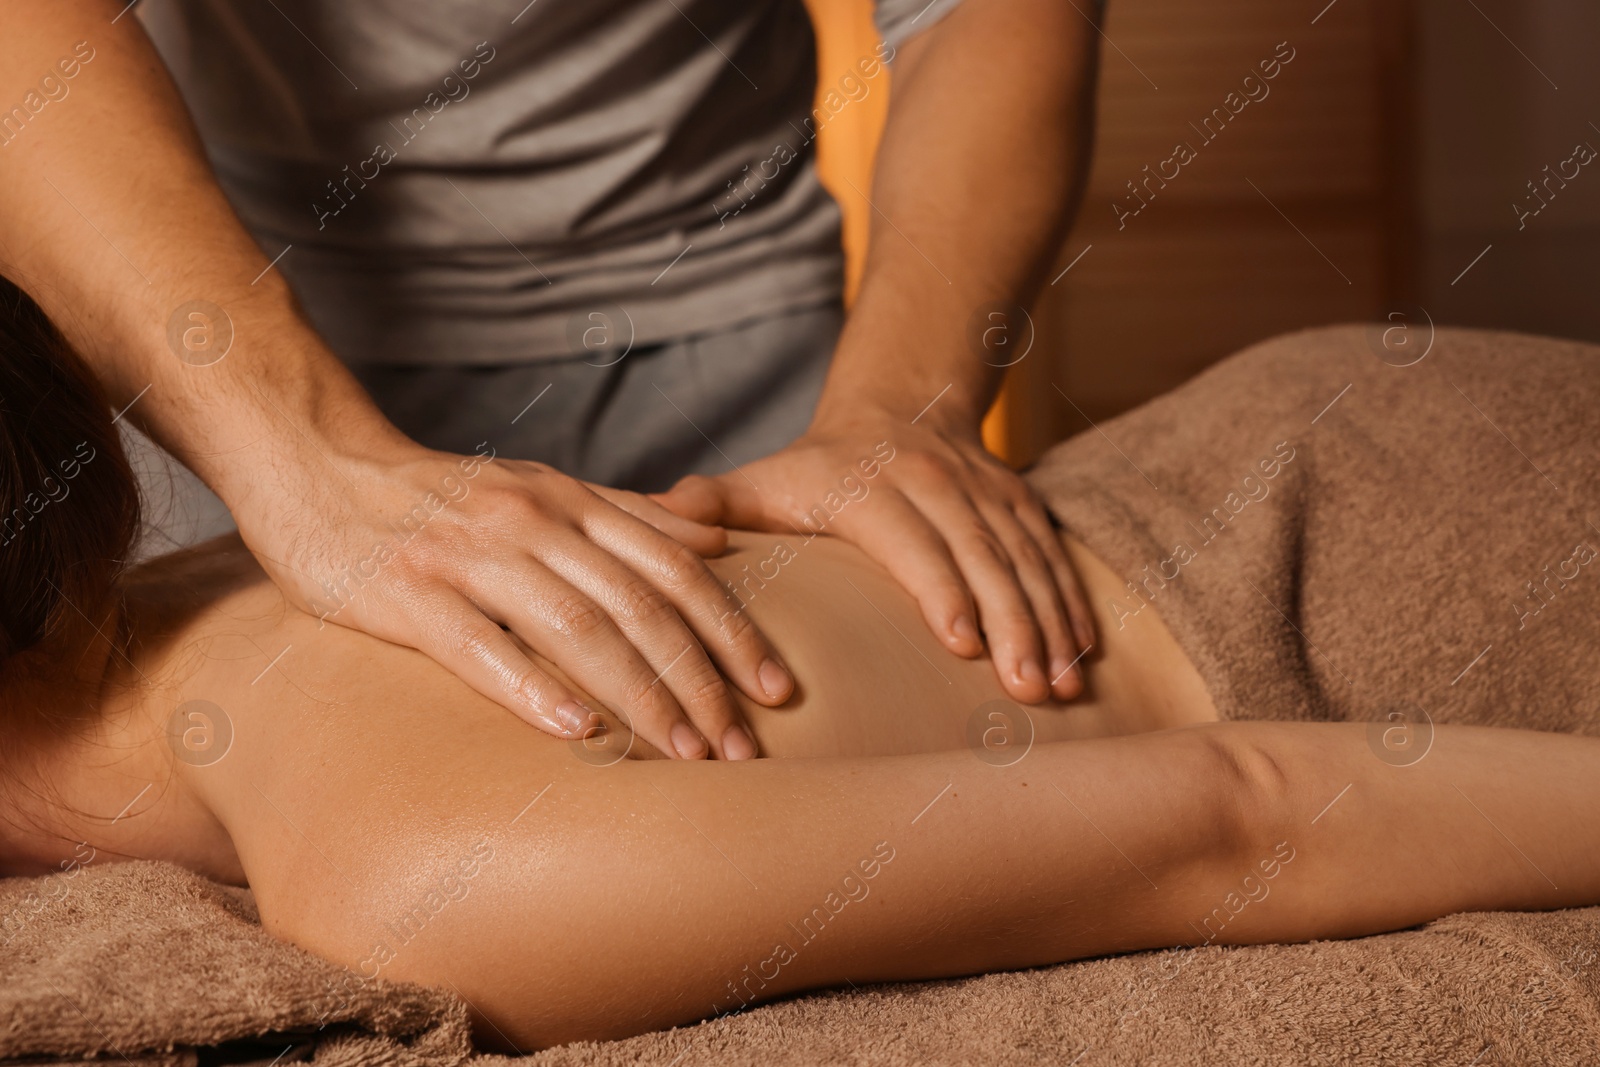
[987,0,1600,463]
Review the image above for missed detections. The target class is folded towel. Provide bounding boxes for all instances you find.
[6,325,1598,1066]
[1030,324,1600,735]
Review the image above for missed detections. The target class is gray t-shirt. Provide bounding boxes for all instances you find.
[141,0,962,366]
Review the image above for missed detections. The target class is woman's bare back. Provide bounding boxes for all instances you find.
[14,530,1600,1049]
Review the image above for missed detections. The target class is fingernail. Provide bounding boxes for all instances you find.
[670,722,708,760]
[554,700,590,736]
[758,658,792,701]
[1019,659,1047,690]
[952,616,980,648]
[723,723,757,761]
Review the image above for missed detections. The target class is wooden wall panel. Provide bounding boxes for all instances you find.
[1001,0,1411,462]
[804,0,1413,465]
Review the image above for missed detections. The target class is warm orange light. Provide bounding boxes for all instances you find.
[805,0,1011,460]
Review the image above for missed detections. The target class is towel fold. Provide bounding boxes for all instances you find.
[1030,324,1600,735]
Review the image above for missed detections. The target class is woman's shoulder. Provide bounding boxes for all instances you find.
[120,534,286,665]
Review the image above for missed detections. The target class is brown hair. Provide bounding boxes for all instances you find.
[0,276,140,682]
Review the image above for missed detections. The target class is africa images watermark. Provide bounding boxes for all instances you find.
[0,841,97,947]
[1112,40,1297,230]
[711,839,897,1016]
[310,443,497,623]
[1512,134,1595,231]
[309,836,497,1024]
[715,441,897,629]
[312,41,498,230]
[1511,536,1595,630]
[0,40,97,149]
[711,39,896,229]
[1,440,98,548]
[1113,840,1298,1030]
[1108,440,1298,630]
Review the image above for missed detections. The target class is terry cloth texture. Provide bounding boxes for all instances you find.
[5,326,1599,1066]
[5,861,1600,1066]
[1028,324,1600,735]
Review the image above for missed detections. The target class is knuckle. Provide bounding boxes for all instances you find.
[676,661,731,718]
[613,580,676,627]
[673,473,713,494]
[651,537,709,586]
[622,681,679,727]
[479,483,541,517]
[924,573,970,607]
[714,598,760,647]
[1038,617,1073,652]
[900,451,949,483]
[982,588,1037,632]
[966,523,1010,565]
[444,621,500,668]
[1009,534,1049,575]
[383,548,434,590]
[546,593,610,640]
[471,492,552,543]
[1002,605,1040,634]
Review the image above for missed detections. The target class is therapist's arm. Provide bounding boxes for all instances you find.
[660,0,1100,704]
[0,1,792,760]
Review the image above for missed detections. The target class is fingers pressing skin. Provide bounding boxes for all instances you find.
[652,472,768,532]
[398,585,592,740]
[651,426,1099,707]
[823,489,985,660]
[650,474,727,527]
[277,451,791,759]
[455,551,722,761]
[1011,496,1097,654]
[901,479,1050,704]
[529,538,760,761]
[977,497,1084,701]
[576,489,794,710]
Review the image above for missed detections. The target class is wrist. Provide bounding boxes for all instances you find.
[820,290,1001,436]
[812,377,988,441]
[145,284,412,507]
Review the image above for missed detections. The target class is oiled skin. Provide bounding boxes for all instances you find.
[27,529,1209,883]
[11,533,1600,1050]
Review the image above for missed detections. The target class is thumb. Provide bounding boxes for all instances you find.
[652,472,768,529]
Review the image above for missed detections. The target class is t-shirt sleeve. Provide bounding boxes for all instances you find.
[873,0,964,53]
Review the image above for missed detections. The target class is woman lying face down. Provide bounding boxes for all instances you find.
[2,284,1599,1050]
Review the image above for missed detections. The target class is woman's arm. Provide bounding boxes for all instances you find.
[230,716,1600,1049]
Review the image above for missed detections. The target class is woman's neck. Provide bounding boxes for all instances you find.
[0,540,255,883]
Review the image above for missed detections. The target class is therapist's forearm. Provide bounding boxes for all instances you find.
[0,2,400,505]
[818,0,1098,428]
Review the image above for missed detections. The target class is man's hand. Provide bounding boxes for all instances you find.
[0,3,796,760]
[234,439,791,760]
[653,0,1105,702]
[655,404,1094,703]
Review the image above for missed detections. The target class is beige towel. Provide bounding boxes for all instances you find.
[1029,324,1600,734]
[5,861,1599,1066]
[6,325,1599,1066]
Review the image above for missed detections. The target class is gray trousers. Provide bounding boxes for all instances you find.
[353,302,844,493]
